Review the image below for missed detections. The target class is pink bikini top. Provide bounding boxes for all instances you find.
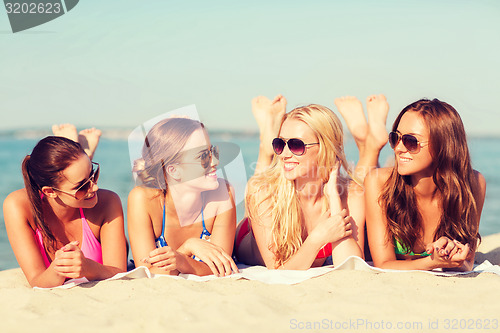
[35,207,103,267]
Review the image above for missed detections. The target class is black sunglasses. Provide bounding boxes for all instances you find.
[200,145,219,169]
[389,131,428,153]
[52,162,100,200]
[272,138,319,156]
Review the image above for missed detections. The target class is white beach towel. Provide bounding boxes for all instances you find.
[33,256,500,290]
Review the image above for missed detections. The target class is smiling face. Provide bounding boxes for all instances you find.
[277,118,320,182]
[54,154,99,208]
[393,111,434,177]
[174,128,219,191]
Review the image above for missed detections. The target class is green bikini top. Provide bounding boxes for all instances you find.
[394,238,431,257]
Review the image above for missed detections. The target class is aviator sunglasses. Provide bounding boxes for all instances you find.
[52,162,100,200]
[389,131,428,153]
[179,145,220,169]
[272,138,319,156]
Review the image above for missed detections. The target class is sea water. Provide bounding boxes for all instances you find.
[1,134,499,270]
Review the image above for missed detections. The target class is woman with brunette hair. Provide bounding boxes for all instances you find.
[3,136,127,287]
[234,94,389,269]
[127,117,238,276]
[365,99,486,271]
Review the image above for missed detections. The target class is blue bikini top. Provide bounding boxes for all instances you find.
[155,203,211,248]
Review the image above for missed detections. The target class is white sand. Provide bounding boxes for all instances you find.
[0,233,499,333]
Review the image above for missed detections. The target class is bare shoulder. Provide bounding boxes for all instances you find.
[3,188,31,218]
[347,178,364,196]
[3,188,29,207]
[245,176,273,227]
[474,170,486,188]
[473,169,487,198]
[246,175,271,197]
[95,188,120,202]
[85,189,124,227]
[94,189,122,209]
[128,186,160,205]
[364,167,392,189]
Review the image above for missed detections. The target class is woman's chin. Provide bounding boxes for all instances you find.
[81,193,98,208]
[205,176,220,190]
[283,172,297,181]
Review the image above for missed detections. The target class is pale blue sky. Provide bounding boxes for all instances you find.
[1,0,499,135]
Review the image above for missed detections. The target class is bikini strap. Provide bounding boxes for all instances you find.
[79,207,85,220]
[161,203,166,236]
[200,192,206,230]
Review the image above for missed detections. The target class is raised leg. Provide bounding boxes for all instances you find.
[78,128,102,160]
[251,95,287,175]
[355,94,389,181]
[334,96,368,149]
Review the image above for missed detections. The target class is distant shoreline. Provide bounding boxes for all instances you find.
[1,128,498,141]
[0,127,261,141]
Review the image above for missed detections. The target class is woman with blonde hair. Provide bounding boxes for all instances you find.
[234,95,389,269]
[128,117,238,276]
[365,99,486,271]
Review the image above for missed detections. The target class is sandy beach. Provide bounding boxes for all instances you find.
[0,233,499,333]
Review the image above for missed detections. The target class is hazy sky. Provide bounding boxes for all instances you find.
[1,0,499,135]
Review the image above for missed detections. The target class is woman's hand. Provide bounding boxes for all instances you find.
[52,241,88,279]
[142,246,182,274]
[179,238,239,277]
[324,161,343,213]
[426,237,470,268]
[426,236,458,260]
[446,240,471,268]
[310,209,352,246]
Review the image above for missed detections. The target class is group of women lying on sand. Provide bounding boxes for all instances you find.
[3,94,486,287]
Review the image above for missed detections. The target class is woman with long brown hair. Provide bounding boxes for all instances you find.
[365,99,486,271]
[3,136,127,287]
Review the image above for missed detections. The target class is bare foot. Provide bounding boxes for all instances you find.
[252,95,287,134]
[334,96,368,147]
[250,95,287,174]
[52,124,78,142]
[78,128,102,160]
[366,94,389,150]
[252,95,287,155]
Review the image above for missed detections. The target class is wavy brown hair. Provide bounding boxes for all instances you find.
[22,136,86,252]
[380,99,481,253]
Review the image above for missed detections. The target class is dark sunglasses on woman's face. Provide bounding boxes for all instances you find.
[52,162,100,200]
[272,138,319,156]
[179,145,220,169]
[199,145,219,169]
[389,131,428,153]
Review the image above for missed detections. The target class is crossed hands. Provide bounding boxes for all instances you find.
[52,241,89,279]
[142,239,239,277]
[425,236,471,269]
